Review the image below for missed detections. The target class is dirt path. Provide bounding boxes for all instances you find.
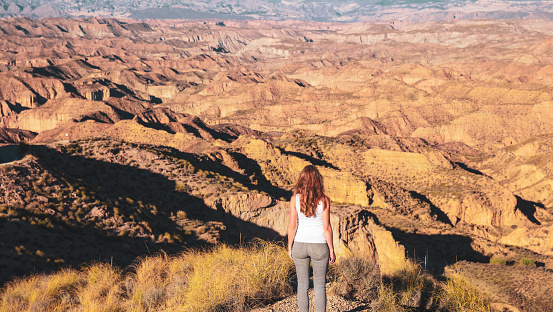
[250,285,373,312]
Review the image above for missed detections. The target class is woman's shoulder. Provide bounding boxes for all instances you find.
[291,193,300,203]
[323,195,331,208]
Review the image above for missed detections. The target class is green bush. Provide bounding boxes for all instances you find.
[520,258,536,267]
[490,257,507,265]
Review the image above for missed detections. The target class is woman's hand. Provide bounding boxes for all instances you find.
[329,250,336,264]
[288,248,293,260]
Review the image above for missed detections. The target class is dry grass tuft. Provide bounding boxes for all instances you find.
[377,258,435,312]
[0,265,123,312]
[174,240,293,311]
[440,267,493,312]
[126,253,174,311]
[79,263,124,311]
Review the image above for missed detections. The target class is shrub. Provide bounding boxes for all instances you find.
[379,282,410,312]
[176,210,187,220]
[175,183,189,193]
[490,257,507,265]
[520,258,536,267]
[329,256,380,301]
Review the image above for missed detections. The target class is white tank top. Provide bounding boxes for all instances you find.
[294,194,326,243]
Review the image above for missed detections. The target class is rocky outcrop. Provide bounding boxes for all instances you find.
[0,72,68,109]
[0,101,23,118]
[436,188,524,228]
[333,206,408,275]
[1,98,125,132]
[0,128,36,144]
[206,193,287,240]
[76,85,110,101]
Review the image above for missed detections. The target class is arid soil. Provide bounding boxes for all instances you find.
[250,285,372,312]
[1,17,553,311]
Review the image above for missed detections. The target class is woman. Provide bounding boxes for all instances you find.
[288,165,336,312]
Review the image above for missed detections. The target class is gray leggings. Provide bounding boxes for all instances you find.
[292,242,329,312]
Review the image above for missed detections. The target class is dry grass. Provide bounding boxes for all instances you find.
[440,266,493,312]
[336,255,495,312]
[0,264,123,312]
[78,264,124,311]
[174,241,293,311]
[1,269,80,312]
[2,240,498,312]
[376,258,435,312]
[1,241,293,312]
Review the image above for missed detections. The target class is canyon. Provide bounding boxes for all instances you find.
[1,16,553,311]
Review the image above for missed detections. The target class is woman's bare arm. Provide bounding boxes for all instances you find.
[287,194,298,260]
[322,196,336,264]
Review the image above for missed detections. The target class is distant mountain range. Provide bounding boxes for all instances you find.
[1,0,553,22]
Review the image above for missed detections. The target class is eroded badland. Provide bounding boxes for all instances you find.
[1,17,553,310]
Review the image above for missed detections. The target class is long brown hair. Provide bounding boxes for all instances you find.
[294,165,326,217]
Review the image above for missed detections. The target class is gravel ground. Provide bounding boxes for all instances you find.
[250,284,374,312]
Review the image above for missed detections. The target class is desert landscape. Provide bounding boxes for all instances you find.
[1,12,553,312]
